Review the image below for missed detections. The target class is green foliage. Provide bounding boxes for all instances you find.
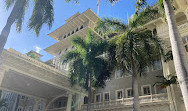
[153,74,177,88]
[96,9,165,76]
[114,30,164,75]
[65,0,79,3]
[4,0,54,36]
[61,29,113,90]
[164,50,173,62]
[26,53,39,60]
[135,0,165,17]
[28,0,54,36]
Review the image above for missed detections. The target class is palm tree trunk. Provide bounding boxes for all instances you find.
[87,73,92,111]
[163,0,188,110]
[131,57,140,111]
[0,0,25,56]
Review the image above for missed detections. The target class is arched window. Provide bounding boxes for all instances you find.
[153,28,157,36]
[84,96,88,104]
[64,35,66,38]
[67,33,70,37]
[72,31,74,34]
[76,28,79,32]
[80,25,83,30]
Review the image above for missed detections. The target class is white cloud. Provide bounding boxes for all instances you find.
[35,46,41,53]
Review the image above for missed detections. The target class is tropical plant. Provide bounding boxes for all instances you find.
[96,8,165,111]
[0,0,54,56]
[61,29,112,111]
[135,0,188,110]
[153,74,177,88]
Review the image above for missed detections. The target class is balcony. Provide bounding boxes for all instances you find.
[47,107,66,111]
[81,93,168,111]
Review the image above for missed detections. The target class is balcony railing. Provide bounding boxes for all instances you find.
[47,107,66,111]
[81,93,168,110]
[6,49,68,77]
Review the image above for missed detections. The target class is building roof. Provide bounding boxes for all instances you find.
[45,8,101,55]
[48,8,101,41]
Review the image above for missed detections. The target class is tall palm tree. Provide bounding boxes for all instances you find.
[0,0,54,56]
[96,8,165,110]
[61,29,112,111]
[135,0,188,110]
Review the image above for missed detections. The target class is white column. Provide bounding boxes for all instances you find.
[0,65,6,86]
[66,93,72,111]
[75,94,84,111]
[34,100,39,111]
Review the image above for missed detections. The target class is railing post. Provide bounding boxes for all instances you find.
[151,93,153,102]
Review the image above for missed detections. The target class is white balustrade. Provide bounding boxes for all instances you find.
[81,93,168,110]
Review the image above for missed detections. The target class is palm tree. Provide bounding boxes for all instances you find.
[135,0,188,110]
[96,8,165,110]
[0,0,54,56]
[61,29,112,111]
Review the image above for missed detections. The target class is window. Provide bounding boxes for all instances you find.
[58,101,62,108]
[116,90,123,99]
[142,66,148,72]
[95,94,101,102]
[153,60,162,70]
[80,25,83,29]
[71,30,74,34]
[64,35,66,38]
[76,28,79,32]
[28,106,32,111]
[142,85,151,95]
[126,89,133,98]
[21,96,25,99]
[84,96,88,104]
[182,36,188,44]
[116,69,123,79]
[153,28,157,35]
[185,45,188,52]
[67,33,70,37]
[17,106,23,111]
[104,92,110,101]
[155,85,166,94]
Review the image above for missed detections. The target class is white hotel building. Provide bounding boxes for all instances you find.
[0,0,188,111]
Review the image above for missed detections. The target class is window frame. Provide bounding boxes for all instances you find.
[17,106,23,111]
[141,85,152,96]
[125,88,133,98]
[103,92,110,102]
[115,69,123,79]
[116,89,124,100]
[154,85,166,94]
[152,60,162,71]
[95,93,101,103]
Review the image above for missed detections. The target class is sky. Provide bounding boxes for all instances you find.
[0,0,156,62]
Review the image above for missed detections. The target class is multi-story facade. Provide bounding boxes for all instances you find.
[0,0,188,111]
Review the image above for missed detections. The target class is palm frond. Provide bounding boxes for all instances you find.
[61,50,80,64]
[4,0,16,10]
[154,74,177,88]
[130,7,159,28]
[103,17,127,32]
[28,0,54,36]
[15,0,29,32]
[65,0,79,3]
[71,36,86,50]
